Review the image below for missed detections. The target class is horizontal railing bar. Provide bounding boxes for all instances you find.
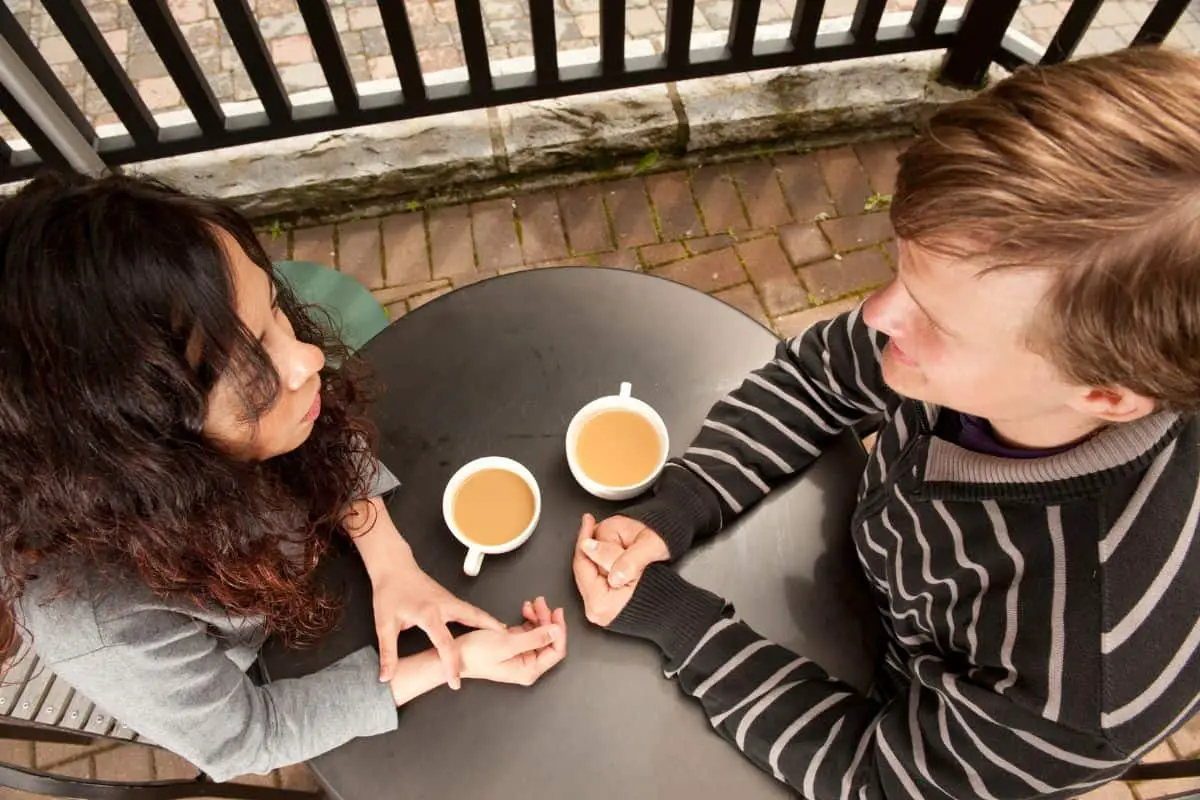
[84,22,953,170]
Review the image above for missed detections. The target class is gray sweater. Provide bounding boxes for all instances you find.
[16,462,401,782]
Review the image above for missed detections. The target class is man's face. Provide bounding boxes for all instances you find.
[862,239,1083,425]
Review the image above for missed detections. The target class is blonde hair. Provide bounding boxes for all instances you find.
[891,47,1200,411]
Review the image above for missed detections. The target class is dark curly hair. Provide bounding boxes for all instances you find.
[0,172,378,657]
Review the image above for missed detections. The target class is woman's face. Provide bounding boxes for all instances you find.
[202,231,326,461]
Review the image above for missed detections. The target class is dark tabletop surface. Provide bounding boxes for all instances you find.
[260,267,881,799]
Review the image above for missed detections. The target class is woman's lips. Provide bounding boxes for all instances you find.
[302,388,322,422]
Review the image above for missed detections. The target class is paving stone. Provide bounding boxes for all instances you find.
[816,146,874,217]
[292,225,336,265]
[594,249,640,270]
[337,217,385,289]
[853,139,902,196]
[686,233,738,255]
[258,229,290,263]
[515,191,570,263]
[1169,714,1200,758]
[650,246,744,292]
[714,283,770,326]
[738,235,808,316]
[779,222,833,266]
[729,160,793,229]
[93,745,155,782]
[775,153,836,224]
[428,205,476,277]
[271,34,314,66]
[558,184,613,254]
[1075,781,1136,799]
[0,738,34,768]
[603,178,659,249]
[471,197,523,270]
[820,212,895,251]
[691,165,750,233]
[408,285,453,310]
[639,241,688,266]
[646,171,704,240]
[800,248,893,303]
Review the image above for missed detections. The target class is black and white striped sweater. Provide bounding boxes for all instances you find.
[609,305,1200,799]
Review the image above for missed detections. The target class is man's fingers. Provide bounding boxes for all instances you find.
[607,536,665,588]
[576,513,597,547]
[580,537,625,575]
[376,623,400,683]
[521,600,537,625]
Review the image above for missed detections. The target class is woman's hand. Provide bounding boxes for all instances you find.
[459,597,567,686]
[347,497,504,688]
[370,552,504,689]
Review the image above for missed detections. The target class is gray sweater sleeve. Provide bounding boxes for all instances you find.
[17,458,405,781]
[23,595,398,782]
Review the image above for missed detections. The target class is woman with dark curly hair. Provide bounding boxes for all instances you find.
[0,173,567,781]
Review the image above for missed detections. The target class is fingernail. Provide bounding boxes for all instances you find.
[536,596,545,604]
[582,539,597,553]
[610,571,627,587]
[546,626,558,640]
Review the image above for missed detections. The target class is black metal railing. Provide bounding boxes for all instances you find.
[0,0,1192,185]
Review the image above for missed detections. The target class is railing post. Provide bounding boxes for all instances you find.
[937,0,1023,88]
[0,37,105,175]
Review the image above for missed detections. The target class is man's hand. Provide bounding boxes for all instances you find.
[577,514,669,588]
[572,513,639,627]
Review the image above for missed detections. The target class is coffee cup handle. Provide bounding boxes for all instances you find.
[619,381,631,398]
[464,548,484,577]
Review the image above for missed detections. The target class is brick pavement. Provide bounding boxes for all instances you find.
[2,0,1199,142]
[5,131,1200,800]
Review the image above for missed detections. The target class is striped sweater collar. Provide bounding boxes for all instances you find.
[917,405,1185,497]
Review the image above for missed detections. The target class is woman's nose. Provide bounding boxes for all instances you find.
[282,341,325,391]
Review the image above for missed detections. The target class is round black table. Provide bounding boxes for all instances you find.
[261,267,881,799]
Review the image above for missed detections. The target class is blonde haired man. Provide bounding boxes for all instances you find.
[574,47,1200,799]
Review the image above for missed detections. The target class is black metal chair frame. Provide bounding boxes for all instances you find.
[0,716,322,800]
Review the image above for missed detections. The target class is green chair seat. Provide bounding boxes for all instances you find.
[273,260,389,354]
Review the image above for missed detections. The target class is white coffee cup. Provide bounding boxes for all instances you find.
[565,382,670,501]
[442,456,541,576]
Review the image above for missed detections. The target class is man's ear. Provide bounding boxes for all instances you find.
[1070,386,1156,423]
